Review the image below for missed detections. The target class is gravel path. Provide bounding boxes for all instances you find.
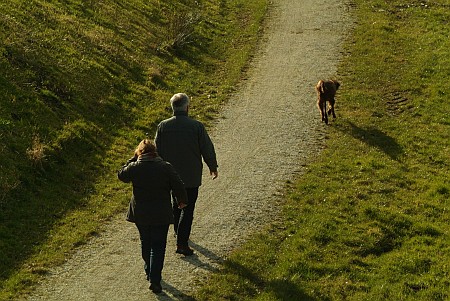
[23,0,352,300]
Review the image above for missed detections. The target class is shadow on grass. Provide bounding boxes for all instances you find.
[175,242,317,300]
[223,260,318,301]
[0,146,114,283]
[341,121,404,160]
[0,97,137,285]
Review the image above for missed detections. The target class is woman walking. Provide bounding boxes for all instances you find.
[118,139,187,294]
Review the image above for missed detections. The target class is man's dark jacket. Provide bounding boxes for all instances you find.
[155,111,218,188]
[118,155,187,225]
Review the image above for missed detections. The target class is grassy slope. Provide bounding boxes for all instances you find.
[195,0,449,300]
[0,0,268,299]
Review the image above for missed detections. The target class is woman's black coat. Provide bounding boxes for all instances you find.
[118,155,187,225]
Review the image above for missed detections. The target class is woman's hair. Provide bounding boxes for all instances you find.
[135,139,157,157]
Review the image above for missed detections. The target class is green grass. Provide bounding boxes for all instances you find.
[2,0,449,300]
[0,0,268,299]
[194,1,450,300]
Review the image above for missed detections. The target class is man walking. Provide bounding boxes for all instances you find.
[155,93,218,256]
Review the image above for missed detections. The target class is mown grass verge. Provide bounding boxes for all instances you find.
[0,0,268,299]
[194,0,449,300]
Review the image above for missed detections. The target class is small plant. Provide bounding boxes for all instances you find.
[159,9,201,52]
[26,134,46,166]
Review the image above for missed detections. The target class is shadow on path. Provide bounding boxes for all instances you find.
[184,240,224,271]
[157,281,194,301]
[157,241,223,300]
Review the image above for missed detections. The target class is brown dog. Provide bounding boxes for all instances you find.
[315,79,340,124]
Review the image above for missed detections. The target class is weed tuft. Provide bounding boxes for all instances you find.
[26,134,46,166]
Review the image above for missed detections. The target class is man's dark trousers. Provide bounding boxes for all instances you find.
[173,187,199,247]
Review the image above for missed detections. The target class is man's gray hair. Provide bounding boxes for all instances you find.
[170,93,190,112]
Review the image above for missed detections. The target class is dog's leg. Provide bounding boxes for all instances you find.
[328,99,336,118]
[322,101,328,124]
[317,99,325,123]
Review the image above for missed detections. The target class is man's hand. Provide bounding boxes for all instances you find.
[178,202,187,209]
[210,170,218,180]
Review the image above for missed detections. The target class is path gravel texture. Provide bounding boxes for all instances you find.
[23,0,352,300]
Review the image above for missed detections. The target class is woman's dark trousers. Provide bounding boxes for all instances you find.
[136,223,169,284]
[173,187,199,247]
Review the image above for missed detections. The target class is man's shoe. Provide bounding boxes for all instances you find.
[175,246,194,256]
[149,282,162,294]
